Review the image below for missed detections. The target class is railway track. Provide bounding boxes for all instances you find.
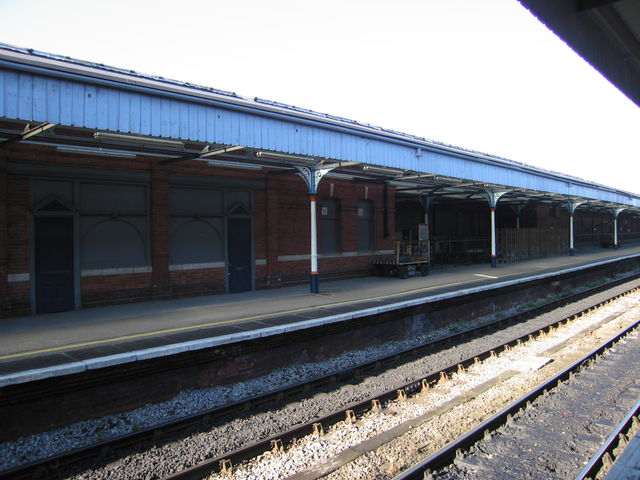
[185,286,640,480]
[576,398,640,480]
[395,315,640,480]
[1,274,640,480]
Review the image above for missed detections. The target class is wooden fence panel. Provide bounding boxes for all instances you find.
[498,228,568,263]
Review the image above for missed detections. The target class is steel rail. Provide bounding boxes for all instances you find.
[1,275,639,480]
[393,320,640,480]
[575,397,640,480]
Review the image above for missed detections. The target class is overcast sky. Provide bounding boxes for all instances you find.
[1,0,639,194]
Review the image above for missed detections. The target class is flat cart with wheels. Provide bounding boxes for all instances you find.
[372,241,430,279]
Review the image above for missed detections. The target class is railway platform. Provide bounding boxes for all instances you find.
[606,427,640,479]
[2,246,640,388]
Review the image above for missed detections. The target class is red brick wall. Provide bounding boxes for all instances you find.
[7,175,29,274]
[6,137,639,319]
[5,173,30,316]
[151,164,170,299]
[254,188,267,261]
[535,204,568,230]
[168,268,226,297]
[81,273,154,307]
[4,134,640,319]
[277,178,310,256]
[6,281,30,316]
[261,175,395,288]
[264,176,280,283]
[272,256,377,287]
[0,157,7,315]
[1,142,395,316]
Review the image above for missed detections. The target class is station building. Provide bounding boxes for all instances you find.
[1,43,639,318]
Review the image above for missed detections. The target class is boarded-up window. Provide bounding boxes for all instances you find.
[170,218,224,264]
[169,186,226,265]
[81,217,147,268]
[78,182,148,269]
[319,198,340,254]
[170,187,223,216]
[357,200,374,251]
[80,183,147,214]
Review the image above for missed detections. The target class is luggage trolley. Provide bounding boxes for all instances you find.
[373,224,430,279]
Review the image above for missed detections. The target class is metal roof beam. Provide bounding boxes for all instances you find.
[361,165,405,176]
[0,122,56,148]
[160,145,245,165]
[577,0,620,11]
[321,161,361,170]
[397,173,436,181]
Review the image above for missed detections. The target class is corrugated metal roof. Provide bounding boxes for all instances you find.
[0,42,639,206]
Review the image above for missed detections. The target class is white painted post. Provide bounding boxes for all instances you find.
[490,207,497,268]
[569,213,575,256]
[309,194,319,293]
[295,165,332,294]
[614,216,618,249]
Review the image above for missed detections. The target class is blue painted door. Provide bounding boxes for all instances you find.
[35,217,74,313]
[227,218,252,293]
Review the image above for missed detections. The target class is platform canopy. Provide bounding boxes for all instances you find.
[1,43,639,213]
[519,0,640,109]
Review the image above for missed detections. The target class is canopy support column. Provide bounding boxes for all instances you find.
[611,207,625,249]
[420,195,432,261]
[490,207,497,267]
[483,190,507,268]
[309,194,319,292]
[567,200,585,256]
[296,165,333,294]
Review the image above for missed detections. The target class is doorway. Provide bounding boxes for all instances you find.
[227,218,252,293]
[35,217,75,313]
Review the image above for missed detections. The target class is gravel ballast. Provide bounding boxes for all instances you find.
[434,326,640,479]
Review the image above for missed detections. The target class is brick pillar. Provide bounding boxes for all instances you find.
[340,182,360,254]
[266,175,281,287]
[7,175,30,316]
[378,183,395,249]
[0,157,7,313]
[151,164,170,299]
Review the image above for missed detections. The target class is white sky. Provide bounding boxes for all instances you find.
[1,0,639,194]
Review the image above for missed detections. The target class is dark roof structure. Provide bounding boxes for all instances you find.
[519,0,640,108]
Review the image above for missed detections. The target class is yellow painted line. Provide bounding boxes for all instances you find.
[0,279,472,362]
[473,273,499,279]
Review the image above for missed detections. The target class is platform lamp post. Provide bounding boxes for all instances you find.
[611,207,626,249]
[483,190,507,268]
[567,200,585,256]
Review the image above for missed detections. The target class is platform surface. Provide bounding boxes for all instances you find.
[2,246,640,387]
[605,422,640,480]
